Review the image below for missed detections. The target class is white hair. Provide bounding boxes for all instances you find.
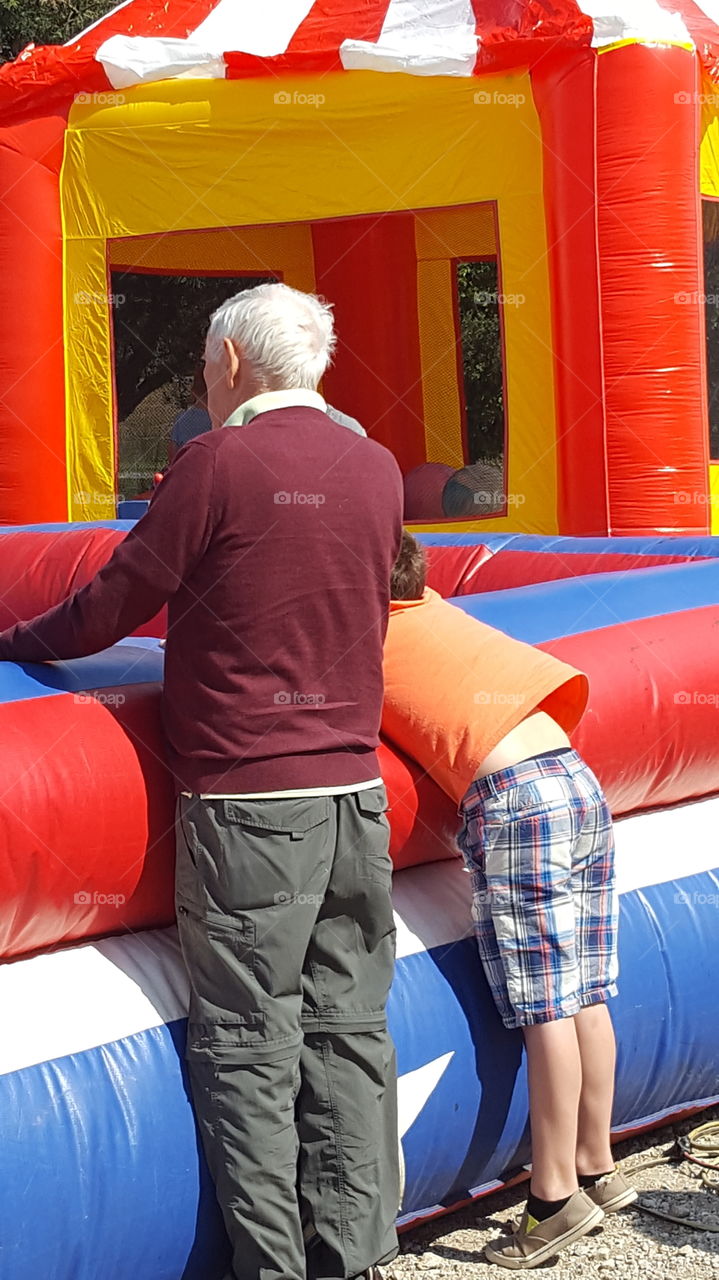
[205,282,336,390]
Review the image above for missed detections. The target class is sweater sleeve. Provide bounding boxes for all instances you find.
[0,439,216,662]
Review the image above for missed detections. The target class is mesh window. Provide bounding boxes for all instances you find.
[110,272,275,498]
[445,260,506,518]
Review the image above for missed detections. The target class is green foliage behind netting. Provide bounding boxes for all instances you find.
[455,260,505,465]
[111,273,271,496]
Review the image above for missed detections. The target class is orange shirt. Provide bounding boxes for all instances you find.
[382,588,589,804]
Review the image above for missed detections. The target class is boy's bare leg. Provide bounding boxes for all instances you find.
[523,1019,582,1200]
[574,1003,616,1176]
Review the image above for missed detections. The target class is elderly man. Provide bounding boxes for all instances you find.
[0,283,403,1280]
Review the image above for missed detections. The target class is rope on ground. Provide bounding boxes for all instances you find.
[625,1120,719,1232]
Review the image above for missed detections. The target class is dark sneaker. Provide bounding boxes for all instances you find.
[585,1169,638,1213]
[485,1189,604,1269]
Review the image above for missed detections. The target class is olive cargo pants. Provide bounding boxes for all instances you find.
[175,788,400,1280]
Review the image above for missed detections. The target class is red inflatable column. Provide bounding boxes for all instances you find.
[312,215,426,472]
[596,45,709,535]
[532,50,609,536]
[0,115,68,524]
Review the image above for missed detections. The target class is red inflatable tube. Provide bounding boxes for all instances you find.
[1,530,708,630]
[379,739,459,868]
[0,686,175,960]
[0,529,166,636]
[531,49,608,537]
[0,117,68,524]
[423,543,712,597]
[3,602,719,961]
[0,689,455,960]
[423,543,495,597]
[446,549,712,594]
[596,45,709,534]
[545,606,719,815]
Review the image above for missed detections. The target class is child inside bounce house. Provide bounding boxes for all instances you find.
[382,531,638,1269]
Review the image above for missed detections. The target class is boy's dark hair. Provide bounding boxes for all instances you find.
[390,529,427,600]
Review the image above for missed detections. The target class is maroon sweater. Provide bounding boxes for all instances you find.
[0,408,404,793]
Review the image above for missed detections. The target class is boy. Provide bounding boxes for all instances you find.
[383,532,636,1270]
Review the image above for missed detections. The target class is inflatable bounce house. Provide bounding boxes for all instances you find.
[1,4,719,1279]
[2,0,719,531]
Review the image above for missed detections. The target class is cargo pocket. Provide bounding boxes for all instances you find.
[218,795,332,837]
[177,903,269,1061]
[178,795,328,1061]
[355,787,392,886]
[199,796,332,917]
[355,785,390,818]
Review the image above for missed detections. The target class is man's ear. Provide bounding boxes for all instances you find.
[223,337,241,388]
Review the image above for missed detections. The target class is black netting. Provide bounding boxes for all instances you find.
[110,272,274,497]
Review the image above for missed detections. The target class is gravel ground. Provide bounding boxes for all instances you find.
[389,1104,719,1279]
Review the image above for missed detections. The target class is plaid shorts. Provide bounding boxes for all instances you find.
[457,749,618,1030]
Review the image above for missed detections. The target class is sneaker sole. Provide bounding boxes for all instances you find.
[593,1185,639,1214]
[484,1203,605,1270]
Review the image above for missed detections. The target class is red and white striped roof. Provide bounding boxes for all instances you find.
[3,0,719,120]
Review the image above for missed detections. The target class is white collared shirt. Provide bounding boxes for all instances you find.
[224,388,327,427]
